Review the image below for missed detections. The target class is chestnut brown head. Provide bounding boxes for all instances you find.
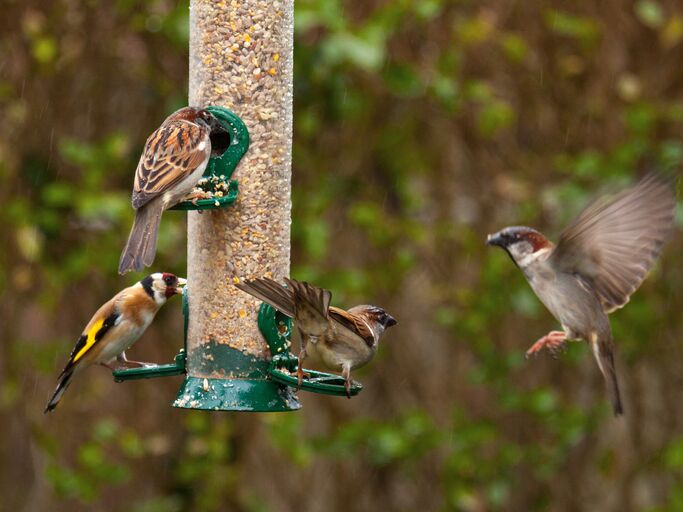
[486,226,552,266]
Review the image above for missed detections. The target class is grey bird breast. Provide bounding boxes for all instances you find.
[526,260,608,340]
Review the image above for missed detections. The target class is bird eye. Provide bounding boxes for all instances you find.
[164,275,174,286]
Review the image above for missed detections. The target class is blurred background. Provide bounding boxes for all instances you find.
[1,0,683,510]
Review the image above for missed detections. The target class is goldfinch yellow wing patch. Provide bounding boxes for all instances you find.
[72,318,105,363]
[71,312,120,364]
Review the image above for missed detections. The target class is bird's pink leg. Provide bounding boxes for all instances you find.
[296,348,308,388]
[342,366,352,399]
[183,190,210,204]
[116,352,153,368]
[525,330,567,359]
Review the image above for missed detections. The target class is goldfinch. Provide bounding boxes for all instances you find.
[235,277,397,397]
[44,273,186,413]
[118,107,217,274]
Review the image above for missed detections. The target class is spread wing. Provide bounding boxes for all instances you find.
[550,173,677,313]
[285,278,331,321]
[132,119,210,209]
[235,277,296,318]
[328,306,375,346]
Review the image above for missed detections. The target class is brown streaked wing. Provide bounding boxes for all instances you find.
[285,278,331,319]
[328,306,375,346]
[235,277,296,318]
[550,173,676,313]
[132,120,210,209]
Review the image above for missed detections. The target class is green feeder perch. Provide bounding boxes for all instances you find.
[170,105,248,211]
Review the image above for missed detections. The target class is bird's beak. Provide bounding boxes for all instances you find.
[386,314,398,328]
[175,277,188,295]
[486,232,504,247]
[208,113,222,131]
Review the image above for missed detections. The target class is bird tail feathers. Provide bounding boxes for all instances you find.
[591,336,624,416]
[44,366,77,413]
[118,202,164,274]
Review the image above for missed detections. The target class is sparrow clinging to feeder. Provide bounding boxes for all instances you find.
[487,173,676,415]
[45,273,186,412]
[118,106,217,274]
[235,277,397,397]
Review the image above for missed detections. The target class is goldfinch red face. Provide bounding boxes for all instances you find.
[141,273,186,304]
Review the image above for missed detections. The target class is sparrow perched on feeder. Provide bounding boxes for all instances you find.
[487,173,676,415]
[235,277,398,397]
[118,106,217,274]
[44,273,186,412]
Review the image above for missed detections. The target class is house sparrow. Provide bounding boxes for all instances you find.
[235,277,397,397]
[44,273,186,412]
[487,173,676,415]
[118,106,217,274]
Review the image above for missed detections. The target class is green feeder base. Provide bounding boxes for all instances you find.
[173,376,300,411]
[173,335,300,412]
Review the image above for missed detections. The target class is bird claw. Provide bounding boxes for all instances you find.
[296,367,310,389]
[525,331,567,359]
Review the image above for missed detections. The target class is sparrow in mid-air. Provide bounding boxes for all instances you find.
[118,107,217,274]
[235,277,397,397]
[45,273,186,412]
[487,173,676,415]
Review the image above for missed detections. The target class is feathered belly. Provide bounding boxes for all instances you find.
[93,321,148,364]
[307,334,375,372]
[530,273,607,340]
[162,158,209,208]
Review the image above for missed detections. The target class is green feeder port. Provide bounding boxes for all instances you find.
[113,293,362,405]
[170,105,248,211]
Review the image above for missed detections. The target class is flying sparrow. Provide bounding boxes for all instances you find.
[118,106,217,274]
[45,273,186,412]
[235,277,397,397]
[487,173,676,415]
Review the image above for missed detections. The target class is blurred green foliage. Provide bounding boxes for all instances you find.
[0,0,682,511]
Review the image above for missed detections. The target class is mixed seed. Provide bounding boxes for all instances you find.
[185,0,293,372]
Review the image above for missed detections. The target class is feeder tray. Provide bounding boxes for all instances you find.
[170,105,248,211]
[259,303,363,397]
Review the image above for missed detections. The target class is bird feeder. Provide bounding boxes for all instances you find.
[113,0,362,410]
[113,293,361,406]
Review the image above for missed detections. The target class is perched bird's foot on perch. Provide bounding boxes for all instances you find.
[117,353,154,368]
[296,349,309,389]
[526,331,567,359]
[295,368,311,386]
[184,190,210,205]
[120,360,155,368]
